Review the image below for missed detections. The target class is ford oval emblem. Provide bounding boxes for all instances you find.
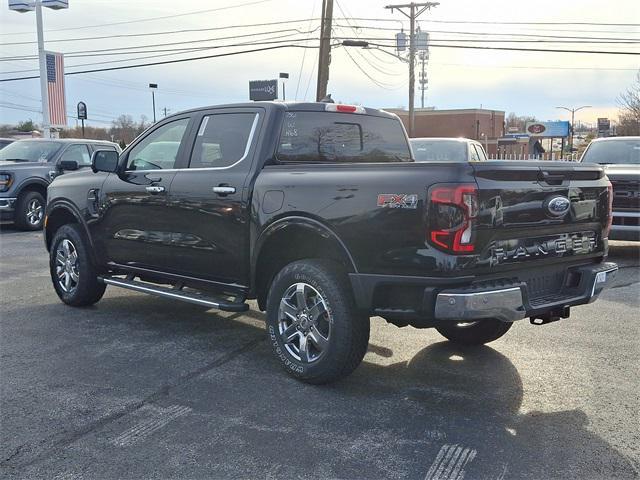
[547,196,571,217]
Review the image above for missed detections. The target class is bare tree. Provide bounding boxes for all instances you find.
[505,113,537,132]
[617,70,640,136]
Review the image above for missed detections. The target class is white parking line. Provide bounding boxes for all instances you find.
[111,405,191,447]
[424,444,477,480]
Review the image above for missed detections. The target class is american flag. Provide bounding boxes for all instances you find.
[46,51,67,127]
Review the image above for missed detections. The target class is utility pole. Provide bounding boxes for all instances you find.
[385,2,439,137]
[316,0,334,101]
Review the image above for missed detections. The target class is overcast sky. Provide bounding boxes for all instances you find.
[0,0,638,128]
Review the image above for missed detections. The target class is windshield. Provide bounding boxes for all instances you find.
[411,140,468,162]
[0,141,61,162]
[581,140,640,165]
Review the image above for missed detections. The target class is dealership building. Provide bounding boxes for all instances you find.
[383,107,505,155]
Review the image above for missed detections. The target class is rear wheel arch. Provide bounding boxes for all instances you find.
[253,217,357,311]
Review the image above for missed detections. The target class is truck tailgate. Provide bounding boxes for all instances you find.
[471,161,610,269]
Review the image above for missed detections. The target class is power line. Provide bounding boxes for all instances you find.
[333,17,640,27]
[340,46,403,90]
[295,0,319,100]
[0,44,327,83]
[1,37,320,75]
[0,0,277,36]
[429,61,639,71]
[4,18,637,47]
[334,23,640,37]
[365,41,640,55]
[333,24,640,41]
[0,18,321,46]
[333,1,402,78]
[0,26,320,62]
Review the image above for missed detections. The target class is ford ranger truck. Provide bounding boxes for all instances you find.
[43,102,617,384]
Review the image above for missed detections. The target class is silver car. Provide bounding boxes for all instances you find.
[410,137,488,162]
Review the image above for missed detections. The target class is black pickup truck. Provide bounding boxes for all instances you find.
[44,102,617,383]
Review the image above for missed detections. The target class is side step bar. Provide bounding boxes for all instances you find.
[99,276,249,312]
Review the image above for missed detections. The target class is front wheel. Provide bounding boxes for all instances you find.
[49,224,106,306]
[435,319,512,346]
[265,259,370,384]
[14,190,45,231]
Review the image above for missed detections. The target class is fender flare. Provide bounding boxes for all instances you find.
[44,200,95,257]
[15,176,50,196]
[251,215,358,287]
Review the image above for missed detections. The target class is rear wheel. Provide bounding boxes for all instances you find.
[266,259,370,384]
[435,319,512,346]
[49,224,106,306]
[14,190,45,231]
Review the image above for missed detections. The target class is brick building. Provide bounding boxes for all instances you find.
[384,108,505,155]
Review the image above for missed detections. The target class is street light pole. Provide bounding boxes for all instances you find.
[149,83,158,123]
[34,1,50,139]
[10,1,69,138]
[556,105,591,153]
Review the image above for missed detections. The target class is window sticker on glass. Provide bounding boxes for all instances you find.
[198,116,210,137]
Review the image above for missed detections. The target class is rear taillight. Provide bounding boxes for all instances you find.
[429,184,478,253]
[604,181,613,238]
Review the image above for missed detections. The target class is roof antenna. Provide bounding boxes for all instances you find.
[320,94,334,103]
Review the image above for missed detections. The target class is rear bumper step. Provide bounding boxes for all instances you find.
[99,276,249,312]
[434,262,618,323]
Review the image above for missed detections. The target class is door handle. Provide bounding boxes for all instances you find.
[212,186,236,195]
[145,185,165,194]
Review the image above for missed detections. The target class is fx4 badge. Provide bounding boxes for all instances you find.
[377,193,418,209]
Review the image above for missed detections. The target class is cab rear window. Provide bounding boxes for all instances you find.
[277,111,411,163]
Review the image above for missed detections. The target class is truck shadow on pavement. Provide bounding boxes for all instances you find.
[3,291,639,479]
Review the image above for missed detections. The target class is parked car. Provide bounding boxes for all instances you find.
[0,138,121,230]
[44,102,616,384]
[580,136,639,241]
[410,137,488,162]
[0,138,14,149]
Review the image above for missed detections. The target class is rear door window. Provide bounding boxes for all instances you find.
[189,113,258,168]
[277,111,411,163]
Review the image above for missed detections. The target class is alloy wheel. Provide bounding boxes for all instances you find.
[278,282,331,363]
[55,239,80,293]
[26,198,43,226]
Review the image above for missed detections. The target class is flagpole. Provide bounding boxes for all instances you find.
[35,0,51,138]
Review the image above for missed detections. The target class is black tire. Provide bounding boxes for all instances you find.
[49,224,106,307]
[14,190,45,231]
[435,319,512,346]
[266,259,370,384]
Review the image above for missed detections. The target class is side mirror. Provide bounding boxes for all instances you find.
[91,150,119,173]
[58,159,79,171]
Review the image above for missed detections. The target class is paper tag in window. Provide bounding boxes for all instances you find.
[198,116,209,136]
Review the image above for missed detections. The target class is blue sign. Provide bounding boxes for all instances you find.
[525,121,570,138]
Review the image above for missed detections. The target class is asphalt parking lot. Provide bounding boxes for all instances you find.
[1,226,639,480]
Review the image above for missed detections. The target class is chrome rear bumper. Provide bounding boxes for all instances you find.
[435,262,618,323]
